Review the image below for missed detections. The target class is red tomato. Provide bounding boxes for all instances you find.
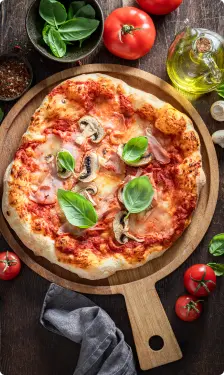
[175,295,203,322]
[0,251,21,280]
[103,7,156,60]
[184,264,216,297]
[136,0,183,15]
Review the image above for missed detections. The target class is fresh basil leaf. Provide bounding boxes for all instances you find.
[122,137,148,164]
[207,263,224,276]
[39,0,67,27]
[209,233,224,256]
[0,108,4,122]
[75,4,95,19]
[123,176,154,214]
[217,83,224,99]
[57,150,75,173]
[57,189,98,228]
[68,1,85,19]
[42,23,51,46]
[59,18,100,41]
[48,27,66,57]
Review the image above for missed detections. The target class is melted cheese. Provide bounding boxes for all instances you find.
[129,201,174,237]
[36,134,62,160]
[122,115,147,142]
[94,172,123,198]
[93,172,123,218]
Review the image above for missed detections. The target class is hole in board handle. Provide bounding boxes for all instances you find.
[149,335,164,351]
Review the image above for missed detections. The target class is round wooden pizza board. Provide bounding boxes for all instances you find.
[0,64,219,371]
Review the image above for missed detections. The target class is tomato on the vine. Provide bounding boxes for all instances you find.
[175,295,203,322]
[103,7,156,60]
[0,251,21,280]
[184,264,216,297]
[136,0,183,15]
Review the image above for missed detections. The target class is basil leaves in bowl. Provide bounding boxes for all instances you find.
[26,0,103,63]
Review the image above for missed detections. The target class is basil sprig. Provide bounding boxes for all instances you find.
[207,233,224,276]
[57,189,98,228]
[122,136,148,164]
[207,263,224,276]
[57,150,75,173]
[209,233,224,256]
[39,0,100,58]
[123,176,154,214]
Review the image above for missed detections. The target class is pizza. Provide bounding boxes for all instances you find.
[2,73,206,280]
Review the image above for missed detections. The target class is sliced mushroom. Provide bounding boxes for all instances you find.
[113,211,144,244]
[78,152,99,182]
[82,191,97,206]
[118,186,124,203]
[56,151,72,179]
[117,144,153,167]
[113,211,129,244]
[86,185,98,195]
[125,232,144,242]
[73,182,97,194]
[78,115,105,143]
[73,183,98,206]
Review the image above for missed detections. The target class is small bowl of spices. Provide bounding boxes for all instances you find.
[0,54,33,101]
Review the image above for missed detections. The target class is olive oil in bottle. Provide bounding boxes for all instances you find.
[167,27,224,95]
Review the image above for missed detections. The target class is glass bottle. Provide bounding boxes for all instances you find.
[167,27,224,95]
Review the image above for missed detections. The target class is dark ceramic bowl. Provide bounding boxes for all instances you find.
[26,0,104,63]
[0,53,33,101]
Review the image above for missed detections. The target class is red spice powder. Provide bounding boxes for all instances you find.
[0,58,31,99]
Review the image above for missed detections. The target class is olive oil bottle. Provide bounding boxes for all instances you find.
[167,27,224,95]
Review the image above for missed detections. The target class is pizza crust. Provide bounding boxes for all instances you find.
[2,73,205,279]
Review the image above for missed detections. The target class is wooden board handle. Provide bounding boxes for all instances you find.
[121,281,182,370]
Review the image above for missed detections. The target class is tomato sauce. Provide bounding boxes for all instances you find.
[118,92,134,117]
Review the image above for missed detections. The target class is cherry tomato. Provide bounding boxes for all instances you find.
[103,7,156,60]
[175,295,203,322]
[0,251,21,280]
[184,264,216,297]
[136,0,183,15]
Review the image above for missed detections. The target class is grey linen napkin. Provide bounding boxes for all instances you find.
[40,284,137,375]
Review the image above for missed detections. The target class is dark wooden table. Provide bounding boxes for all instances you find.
[0,1,224,374]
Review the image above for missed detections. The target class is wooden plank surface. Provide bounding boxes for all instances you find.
[0,0,224,374]
[0,64,219,369]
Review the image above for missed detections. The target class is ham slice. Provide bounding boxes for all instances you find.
[30,184,56,205]
[146,129,170,164]
[99,150,125,175]
[30,174,63,205]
